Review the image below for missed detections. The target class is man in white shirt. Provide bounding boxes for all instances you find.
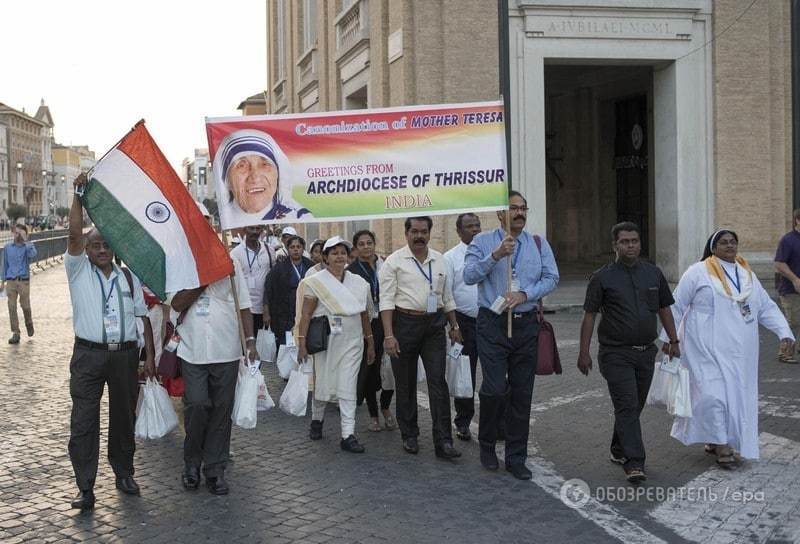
[169,257,258,495]
[379,216,463,459]
[230,225,276,330]
[444,213,481,440]
[66,175,156,511]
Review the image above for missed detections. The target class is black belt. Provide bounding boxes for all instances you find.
[6,277,29,281]
[602,343,654,351]
[75,337,138,352]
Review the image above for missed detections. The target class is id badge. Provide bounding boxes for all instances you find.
[330,316,343,335]
[247,275,257,290]
[164,333,181,352]
[426,291,437,313]
[738,301,754,324]
[195,294,211,316]
[510,274,521,292]
[448,342,464,359]
[103,312,121,338]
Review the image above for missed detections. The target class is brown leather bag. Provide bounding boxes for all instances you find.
[532,235,561,376]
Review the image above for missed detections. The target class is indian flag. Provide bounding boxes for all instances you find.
[83,121,233,300]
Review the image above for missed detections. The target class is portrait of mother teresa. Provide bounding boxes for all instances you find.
[216,129,312,222]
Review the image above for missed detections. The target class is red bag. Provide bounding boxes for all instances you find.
[162,376,185,397]
[157,310,187,380]
[536,309,562,375]
[532,235,561,376]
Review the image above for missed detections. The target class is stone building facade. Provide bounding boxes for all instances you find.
[264,0,792,279]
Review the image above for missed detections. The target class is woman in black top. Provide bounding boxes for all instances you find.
[264,235,314,347]
[347,230,396,431]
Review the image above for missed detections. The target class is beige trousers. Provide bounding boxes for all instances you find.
[6,279,32,334]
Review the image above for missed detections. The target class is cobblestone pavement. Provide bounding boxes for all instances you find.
[1,264,799,543]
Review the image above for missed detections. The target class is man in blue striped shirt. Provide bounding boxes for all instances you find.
[2,224,37,344]
[464,191,559,479]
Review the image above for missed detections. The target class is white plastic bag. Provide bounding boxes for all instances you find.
[232,360,260,429]
[646,356,692,418]
[417,357,426,383]
[280,368,309,417]
[446,355,473,398]
[277,344,298,379]
[380,353,395,390]
[669,366,692,418]
[256,370,275,412]
[257,328,277,363]
[135,378,178,439]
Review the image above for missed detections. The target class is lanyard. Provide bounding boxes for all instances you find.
[496,230,523,274]
[94,270,118,311]
[245,245,258,271]
[722,264,741,293]
[292,262,305,281]
[413,259,433,290]
[358,260,379,300]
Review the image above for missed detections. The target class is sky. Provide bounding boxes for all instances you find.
[0,0,266,173]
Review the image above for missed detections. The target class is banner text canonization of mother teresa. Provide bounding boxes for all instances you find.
[205,101,507,230]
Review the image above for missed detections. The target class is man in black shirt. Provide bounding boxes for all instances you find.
[577,222,679,484]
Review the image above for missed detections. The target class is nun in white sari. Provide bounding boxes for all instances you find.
[296,236,375,453]
[661,229,794,466]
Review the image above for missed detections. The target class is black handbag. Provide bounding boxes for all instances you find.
[306,316,330,354]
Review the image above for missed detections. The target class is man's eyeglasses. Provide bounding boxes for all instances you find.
[509,206,529,213]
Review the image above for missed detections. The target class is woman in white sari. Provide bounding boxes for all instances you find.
[662,229,794,467]
[296,236,375,453]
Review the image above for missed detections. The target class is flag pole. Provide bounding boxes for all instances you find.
[223,229,248,358]
[505,214,513,338]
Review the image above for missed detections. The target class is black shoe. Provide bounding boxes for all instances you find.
[206,474,229,495]
[340,434,365,453]
[625,468,647,484]
[480,445,499,471]
[309,420,323,440]
[402,437,419,454]
[182,466,200,490]
[506,463,532,480]
[435,441,462,459]
[70,490,95,511]
[455,426,472,441]
[8,333,19,345]
[115,476,140,495]
[25,322,33,337]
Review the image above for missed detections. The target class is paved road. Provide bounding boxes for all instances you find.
[1,264,799,543]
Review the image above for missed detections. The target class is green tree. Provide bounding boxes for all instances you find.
[56,206,70,218]
[6,204,26,223]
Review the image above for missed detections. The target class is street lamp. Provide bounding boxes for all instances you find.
[41,170,48,218]
[15,162,22,206]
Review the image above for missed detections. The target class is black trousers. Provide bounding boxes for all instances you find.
[477,308,539,466]
[252,312,264,331]
[181,359,238,478]
[453,311,479,429]
[598,345,657,470]
[358,317,394,417]
[391,310,452,445]
[68,344,139,491]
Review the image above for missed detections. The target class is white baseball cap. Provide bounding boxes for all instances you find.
[282,226,298,237]
[322,235,353,253]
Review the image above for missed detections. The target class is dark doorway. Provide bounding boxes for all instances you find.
[614,95,649,256]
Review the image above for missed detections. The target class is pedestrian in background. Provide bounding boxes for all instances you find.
[230,224,275,331]
[444,213,481,440]
[2,223,37,344]
[773,208,800,363]
[577,222,678,484]
[65,174,156,511]
[663,229,793,468]
[380,216,463,459]
[464,191,559,479]
[264,235,314,347]
[348,229,396,432]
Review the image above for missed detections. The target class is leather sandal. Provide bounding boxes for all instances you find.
[383,412,397,430]
[716,445,736,468]
[368,418,381,432]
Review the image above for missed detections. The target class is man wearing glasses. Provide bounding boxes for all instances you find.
[464,191,559,479]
